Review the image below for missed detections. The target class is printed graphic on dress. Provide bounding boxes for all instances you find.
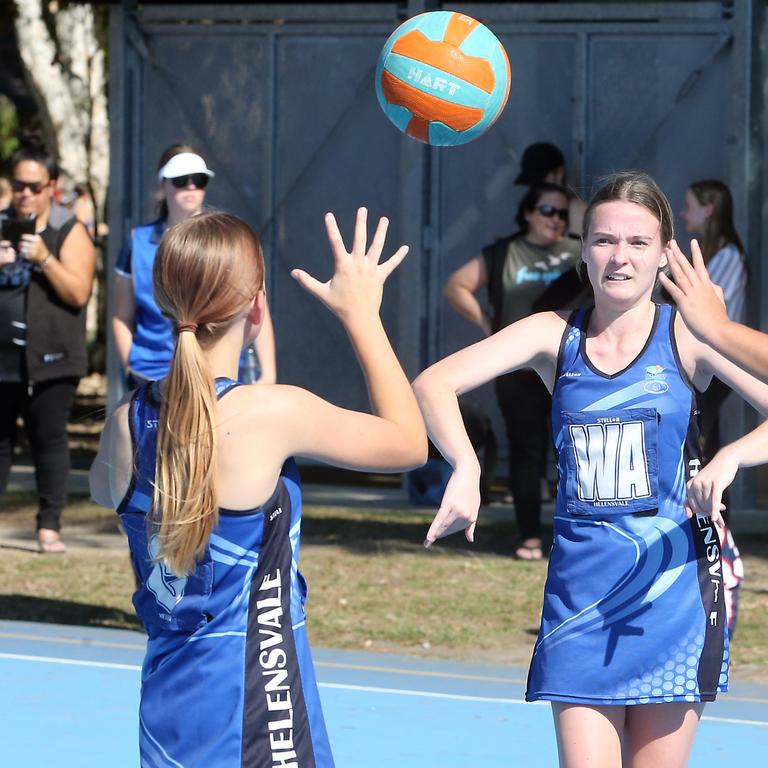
[146,534,188,615]
[562,408,659,516]
[570,419,651,503]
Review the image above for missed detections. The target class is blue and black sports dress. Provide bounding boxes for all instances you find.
[526,304,728,705]
[118,378,334,767]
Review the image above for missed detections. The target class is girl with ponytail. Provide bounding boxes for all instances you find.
[90,209,426,766]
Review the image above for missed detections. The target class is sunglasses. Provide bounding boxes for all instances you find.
[11,179,49,194]
[535,204,569,222]
[169,174,209,190]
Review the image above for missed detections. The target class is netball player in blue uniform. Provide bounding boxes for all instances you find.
[414,172,768,767]
[89,209,426,767]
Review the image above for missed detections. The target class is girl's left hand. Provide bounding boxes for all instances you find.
[659,239,728,343]
[424,466,481,547]
[291,208,408,324]
[18,233,48,266]
[685,448,739,527]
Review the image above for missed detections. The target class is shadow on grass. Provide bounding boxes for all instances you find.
[0,595,140,631]
[302,513,536,557]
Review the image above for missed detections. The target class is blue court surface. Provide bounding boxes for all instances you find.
[1,619,766,767]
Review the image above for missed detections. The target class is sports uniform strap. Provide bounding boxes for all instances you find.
[652,303,676,359]
[555,307,590,380]
[214,376,242,399]
[665,303,697,393]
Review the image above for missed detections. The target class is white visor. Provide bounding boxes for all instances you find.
[157,152,215,181]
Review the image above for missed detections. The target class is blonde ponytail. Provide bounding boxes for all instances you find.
[151,213,264,576]
[152,329,219,576]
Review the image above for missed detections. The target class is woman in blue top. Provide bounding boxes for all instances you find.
[413,171,768,767]
[111,143,276,388]
[90,208,426,766]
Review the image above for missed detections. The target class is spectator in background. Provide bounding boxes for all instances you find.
[443,183,580,560]
[0,144,96,553]
[70,184,97,239]
[515,141,587,236]
[110,143,276,389]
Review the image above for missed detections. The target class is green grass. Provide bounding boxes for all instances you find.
[1,492,767,678]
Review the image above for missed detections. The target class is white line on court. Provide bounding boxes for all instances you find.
[2,652,767,728]
[315,660,528,686]
[321,682,768,726]
[0,652,141,671]
[4,632,768,706]
[701,715,768,728]
[0,630,145,651]
[319,681,545,706]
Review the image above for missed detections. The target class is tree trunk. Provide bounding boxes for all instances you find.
[13,0,109,222]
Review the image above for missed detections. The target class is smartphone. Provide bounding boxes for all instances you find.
[1,216,37,250]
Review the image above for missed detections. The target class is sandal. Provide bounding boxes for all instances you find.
[38,529,67,554]
[514,539,543,561]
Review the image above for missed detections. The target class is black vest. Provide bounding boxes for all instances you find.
[25,203,88,382]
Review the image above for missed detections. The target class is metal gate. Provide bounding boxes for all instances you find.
[108,1,763,504]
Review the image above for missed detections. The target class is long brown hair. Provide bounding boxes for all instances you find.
[688,179,745,264]
[152,212,264,576]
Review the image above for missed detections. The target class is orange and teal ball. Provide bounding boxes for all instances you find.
[376,11,511,147]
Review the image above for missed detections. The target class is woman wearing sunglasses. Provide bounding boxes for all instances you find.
[443,182,580,560]
[0,144,96,553]
[110,143,276,389]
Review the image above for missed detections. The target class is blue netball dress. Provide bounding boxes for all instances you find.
[526,304,728,705]
[118,378,334,767]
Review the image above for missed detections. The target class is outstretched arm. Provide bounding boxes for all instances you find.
[283,208,427,471]
[660,239,768,381]
[686,419,768,525]
[413,311,564,546]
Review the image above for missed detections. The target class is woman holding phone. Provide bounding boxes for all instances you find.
[0,144,96,553]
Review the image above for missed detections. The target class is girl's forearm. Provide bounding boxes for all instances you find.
[717,418,768,470]
[413,372,479,475]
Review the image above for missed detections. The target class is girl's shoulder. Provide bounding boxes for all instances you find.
[216,383,320,432]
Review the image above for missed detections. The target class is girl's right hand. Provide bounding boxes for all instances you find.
[290,208,409,323]
[684,447,738,528]
[424,466,481,547]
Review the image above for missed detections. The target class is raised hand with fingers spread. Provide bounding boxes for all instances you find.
[658,239,727,342]
[291,207,408,323]
[660,239,768,381]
